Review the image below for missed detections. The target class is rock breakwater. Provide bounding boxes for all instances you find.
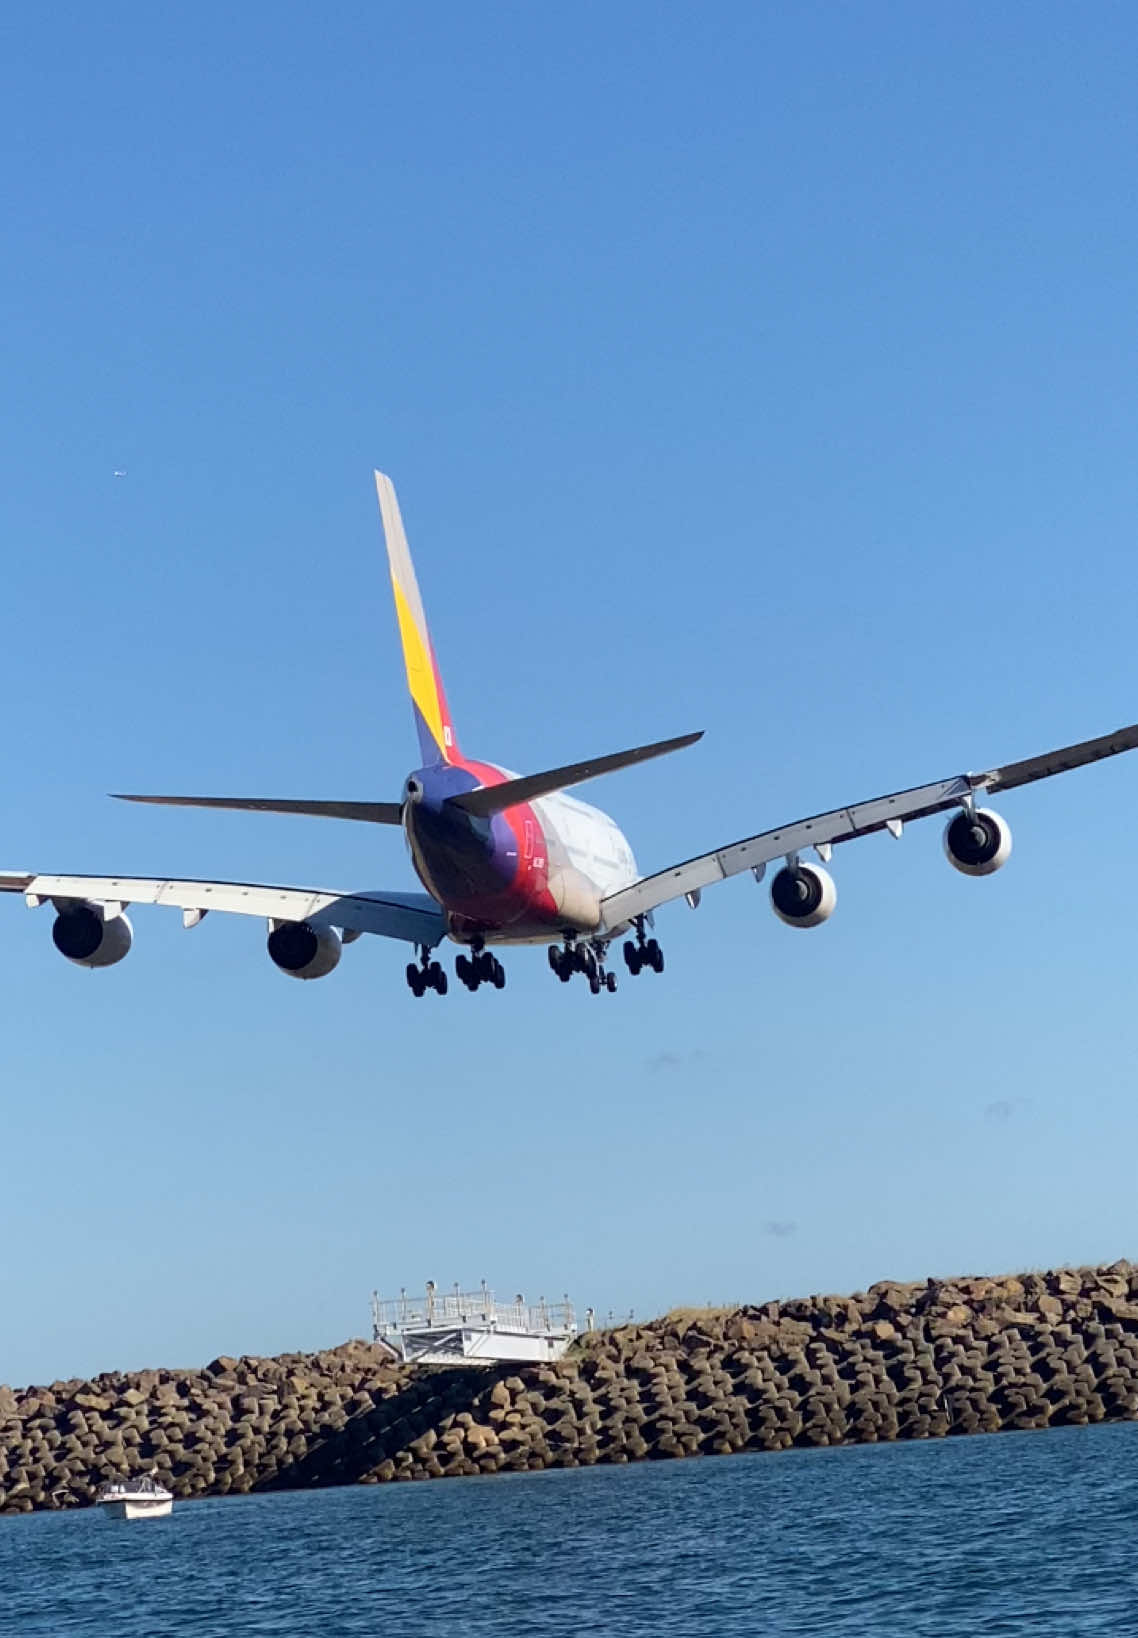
[5,1259,1138,1514]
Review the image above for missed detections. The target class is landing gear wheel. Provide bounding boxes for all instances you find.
[429,962,448,995]
[605,971,617,994]
[623,940,642,975]
[455,948,503,991]
[547,946,561,974]
[645,939,664,974]
[589,974,601,995]
[406,963,425,997]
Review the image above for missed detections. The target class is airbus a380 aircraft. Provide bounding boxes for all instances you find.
[4,472,1138,999]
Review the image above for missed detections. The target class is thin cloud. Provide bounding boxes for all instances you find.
[763,1220,797,1238]
[645,1048,710,1074]
[985,1097,1029,1122]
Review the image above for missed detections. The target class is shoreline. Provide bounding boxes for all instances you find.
[4,1258,1137,1514]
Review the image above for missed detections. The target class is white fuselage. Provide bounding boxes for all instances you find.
[530,788,640,902]
[404,758,643,944]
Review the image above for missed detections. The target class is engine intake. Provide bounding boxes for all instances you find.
[267,921,342,980]
[943,807,1012,877]
[770,862,837,928]
[52,903,133,968]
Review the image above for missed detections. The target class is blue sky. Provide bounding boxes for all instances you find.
[3,3,1138,1387]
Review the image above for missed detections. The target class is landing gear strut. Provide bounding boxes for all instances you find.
[406,946,448,998]
[623,918,664,976]
[548,935,618,995]
[455,937,506,992]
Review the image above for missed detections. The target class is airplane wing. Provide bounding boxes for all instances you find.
[600,720,1138,929]
[0,872,446,946]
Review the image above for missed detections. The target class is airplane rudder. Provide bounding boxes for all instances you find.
[374,471,459,765]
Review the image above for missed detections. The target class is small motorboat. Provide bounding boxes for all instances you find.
[96,1473,174,1520]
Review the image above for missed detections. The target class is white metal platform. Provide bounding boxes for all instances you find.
[371,1281,576,1365]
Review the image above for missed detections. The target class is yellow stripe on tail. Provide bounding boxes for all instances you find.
[375,471,457,764]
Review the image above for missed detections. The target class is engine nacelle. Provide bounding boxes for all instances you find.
[943,806,1012,877]
[52,903,134,968]
[770,862,837,928]
[267,921,342,980]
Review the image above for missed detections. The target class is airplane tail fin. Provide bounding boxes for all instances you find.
[375,471,459,766]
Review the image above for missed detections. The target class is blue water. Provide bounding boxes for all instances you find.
[4,1423,1138,1636]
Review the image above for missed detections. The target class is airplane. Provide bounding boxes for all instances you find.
[3,470,1138,999]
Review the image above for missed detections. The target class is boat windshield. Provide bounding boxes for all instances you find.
[97,1475,171,1498]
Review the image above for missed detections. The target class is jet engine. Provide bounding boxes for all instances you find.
[942,807,1012,877]
[52,902,134,968]
[770,861,837,928]
[267,920,342,980]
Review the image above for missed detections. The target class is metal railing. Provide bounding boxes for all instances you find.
[371,1283,576,1340]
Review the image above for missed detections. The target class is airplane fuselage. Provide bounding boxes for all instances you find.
[403,758,639,944]
[14,473,1138,1003]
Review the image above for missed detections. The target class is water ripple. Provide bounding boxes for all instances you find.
[3,1422,1138,1635]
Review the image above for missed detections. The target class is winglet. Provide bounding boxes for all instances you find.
[375,472,459,766]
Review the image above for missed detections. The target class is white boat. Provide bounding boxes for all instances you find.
[96,1474,174,1520]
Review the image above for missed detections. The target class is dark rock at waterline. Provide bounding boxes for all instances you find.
[5,1263,1138,1513]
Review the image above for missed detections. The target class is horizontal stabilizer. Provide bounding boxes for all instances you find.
[112,795,403,825]
[447,731,703,819]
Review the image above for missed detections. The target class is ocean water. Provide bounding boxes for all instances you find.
[4,1423,1138,1636]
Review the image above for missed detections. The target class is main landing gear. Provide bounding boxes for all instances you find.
[622,919,664,977]
[406,946,448,998]
[547,937,618,995]
[455,938,506,993]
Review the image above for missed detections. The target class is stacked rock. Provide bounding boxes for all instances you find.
[0,1342,414,1513]
[4,1261,1138,1514]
